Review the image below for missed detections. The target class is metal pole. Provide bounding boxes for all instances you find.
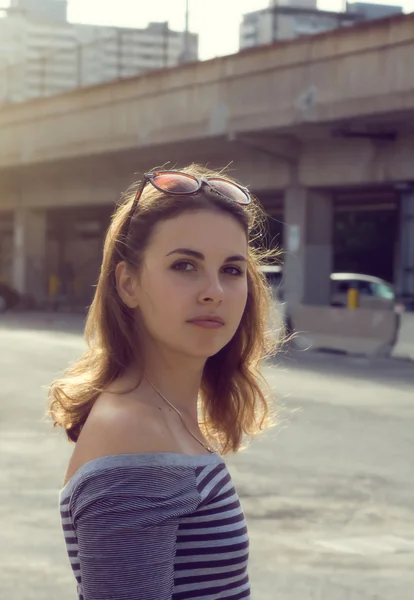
[76,42,82,87]
[163,21,169,68]
[183,0,190,62]
[117,28,122,79]
[40,55,46,97]
[4,64,10,102]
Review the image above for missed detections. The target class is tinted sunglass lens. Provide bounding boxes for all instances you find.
[207,178,251,205]
[153,173,199,194]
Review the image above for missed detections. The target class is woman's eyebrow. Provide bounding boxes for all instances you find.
[166,248,247,262]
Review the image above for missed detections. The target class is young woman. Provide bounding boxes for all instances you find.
[49,164,278,600]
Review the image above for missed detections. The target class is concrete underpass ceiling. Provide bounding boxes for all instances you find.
[0,136,292,211]
[1,113,413,212]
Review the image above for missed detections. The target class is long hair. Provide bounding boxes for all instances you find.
[48,164,282,454]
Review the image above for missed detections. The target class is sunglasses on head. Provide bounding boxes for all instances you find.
[124,170,252,237]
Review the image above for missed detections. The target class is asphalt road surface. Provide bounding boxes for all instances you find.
[1,312,413,600]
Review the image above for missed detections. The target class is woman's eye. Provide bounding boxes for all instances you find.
[172,261,195,272]
[223,266,243,276]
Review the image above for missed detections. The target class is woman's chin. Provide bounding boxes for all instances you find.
[183,341,229,361]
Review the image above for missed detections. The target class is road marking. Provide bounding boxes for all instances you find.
[314,535,414,555]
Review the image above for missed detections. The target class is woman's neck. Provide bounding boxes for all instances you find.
[128,347,206,422]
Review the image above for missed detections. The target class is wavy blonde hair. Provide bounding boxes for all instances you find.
[48,164,282,454]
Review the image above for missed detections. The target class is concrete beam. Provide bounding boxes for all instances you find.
[0,141,292,211]
[2,127,413,213]
[300,133,414,187]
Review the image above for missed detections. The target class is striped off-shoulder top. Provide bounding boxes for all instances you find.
[59,452,251,600]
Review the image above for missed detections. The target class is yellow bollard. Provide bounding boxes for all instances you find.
[48,274,61,310]
[49,274,60,298]
[347,287,359,309]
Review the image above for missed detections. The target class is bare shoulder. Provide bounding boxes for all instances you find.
[63,389,171,487]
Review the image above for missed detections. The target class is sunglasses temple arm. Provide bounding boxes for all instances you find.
[127,177,147,221]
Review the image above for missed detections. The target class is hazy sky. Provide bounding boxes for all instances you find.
[3,0,412,60]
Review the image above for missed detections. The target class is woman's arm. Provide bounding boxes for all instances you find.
[65,396,199,599]
[73,487,179,600]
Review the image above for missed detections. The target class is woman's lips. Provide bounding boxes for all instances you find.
[187,316,224,329]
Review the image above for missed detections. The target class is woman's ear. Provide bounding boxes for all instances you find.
[115,261,140,308]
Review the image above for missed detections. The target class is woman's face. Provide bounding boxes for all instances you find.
[118,209,249,361]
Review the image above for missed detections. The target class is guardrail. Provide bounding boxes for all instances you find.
[392,312,414,360]
[290,305,400,357]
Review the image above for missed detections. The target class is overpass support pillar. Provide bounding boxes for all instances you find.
[12,207,47,304]
[283,187,333,308]
[396,190,414,299]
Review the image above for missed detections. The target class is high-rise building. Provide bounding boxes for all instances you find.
[9,0,68,22]
[0,8,198,104]
[269,0,317,8]
[240,0,403,50]
[346,2,403,20]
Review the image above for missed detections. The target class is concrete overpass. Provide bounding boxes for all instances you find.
[0,12,413,309]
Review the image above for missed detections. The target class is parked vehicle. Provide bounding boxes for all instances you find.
[330,273,396,311]
[0,281,20,313]
[261,267,398,311]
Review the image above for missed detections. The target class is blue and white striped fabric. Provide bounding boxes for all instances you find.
[59,453,251,599]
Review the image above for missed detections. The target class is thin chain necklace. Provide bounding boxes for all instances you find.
[144,375,217,454]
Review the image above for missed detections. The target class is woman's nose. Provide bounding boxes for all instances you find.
[197,274,224,304]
